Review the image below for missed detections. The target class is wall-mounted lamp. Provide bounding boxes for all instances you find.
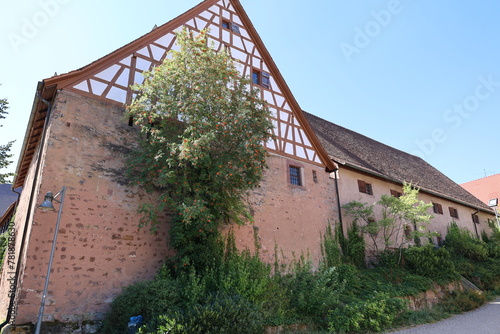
[35,186,66,334]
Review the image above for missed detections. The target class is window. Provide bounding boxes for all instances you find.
[472,213,480,224]
[221,20,240,34]
[432,202,443,215]
[252,70,270,89]
[404,224,412,240]
[390,189,402,198]
[357,180,373,195]
[449,207,459,219]
[312,170,318,183]
[289,166,302,186]
[436,235,443,246]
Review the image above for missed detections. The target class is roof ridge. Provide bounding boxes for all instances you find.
[302,110,428,164]
[461,173,500,185]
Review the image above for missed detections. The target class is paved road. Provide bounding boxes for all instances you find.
[385,298,500,334]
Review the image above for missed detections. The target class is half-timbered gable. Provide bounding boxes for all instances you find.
[35,0,334,174]
[4,0,338,329]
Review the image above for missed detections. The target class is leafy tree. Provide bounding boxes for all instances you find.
[343,183,433,253]
[0,96,14,184]
[126,28,273,267]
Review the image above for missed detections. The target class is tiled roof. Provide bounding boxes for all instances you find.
[304,112,492,212]
[461,173,500,206]
[0,184,19,217]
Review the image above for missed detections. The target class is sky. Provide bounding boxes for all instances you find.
[1,0,500,185]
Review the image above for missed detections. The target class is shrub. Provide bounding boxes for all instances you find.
[0,229,9,267]
[376,248,403,269]
[404,245,459,284]
[327,292,406,333]
[341,223,366,269]
[282,265,346,326]
[174,292,263,334]
[100,278,183,334]
[445,222,488,261]
[441,290,487,313]
[321,222,342,269]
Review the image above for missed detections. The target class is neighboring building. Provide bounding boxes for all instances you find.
[461,173,500,227]
[305,113,494,247]
[461,173,500,207]
[0,0,494,330]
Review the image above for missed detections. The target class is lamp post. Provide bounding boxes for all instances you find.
[489,198,500,229]
[35,186,66,334]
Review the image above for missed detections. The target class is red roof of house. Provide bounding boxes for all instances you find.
[461,173,500,206]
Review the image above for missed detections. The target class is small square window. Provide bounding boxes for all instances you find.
[289,166,302,186]
[432,202,443,215]
[358,180,373,195]
[449,207,459,219]
[404,224,412,240]
[221,20,240,34]
[312,170,318,183]
[472,214,480,224]
[252,70,270,89]
[390,190,402,198]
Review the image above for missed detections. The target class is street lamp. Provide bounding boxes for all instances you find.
[488,198,500,229]
[35,186,66,334]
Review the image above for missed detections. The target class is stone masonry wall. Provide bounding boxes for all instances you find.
[12,88,340,325]
[14,90,172,324]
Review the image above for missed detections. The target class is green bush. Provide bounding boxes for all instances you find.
[321,223,342,268]
[445,222,488,261]
[441,290,487,313]
[341,223,366,269]
[100,278,183,334]
[282,265,345,326]
[172,292,263,334]
[404,245,459,284]
[327,292,406,333]
[0,230,9,267]
[376,249,403,269]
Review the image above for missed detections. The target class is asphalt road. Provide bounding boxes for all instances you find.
[385,298,500,334]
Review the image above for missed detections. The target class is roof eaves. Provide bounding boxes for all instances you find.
[337,159,494,215]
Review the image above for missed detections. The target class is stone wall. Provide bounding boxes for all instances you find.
[12,90,172,325]
[7,89,339,326]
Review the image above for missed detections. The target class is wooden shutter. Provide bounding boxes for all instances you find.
[390,190,402,198]
[449,207,459,219]
[261,72,270,88]
[358,180,366,193]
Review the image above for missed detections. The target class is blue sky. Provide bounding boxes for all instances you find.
[1,0,499,185]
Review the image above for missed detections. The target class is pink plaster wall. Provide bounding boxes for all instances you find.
[336,167,492,251]
[230,155,338,267]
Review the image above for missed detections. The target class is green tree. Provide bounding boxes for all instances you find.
[0,96,14,184]
[126,28,273,267]
[343,183,433,253]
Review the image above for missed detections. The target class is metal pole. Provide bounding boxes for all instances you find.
[34,186,66,334]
